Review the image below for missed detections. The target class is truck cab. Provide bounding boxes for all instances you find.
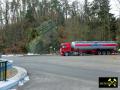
[60,42,71,56]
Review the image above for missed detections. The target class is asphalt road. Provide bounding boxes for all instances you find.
[2,55,120,90]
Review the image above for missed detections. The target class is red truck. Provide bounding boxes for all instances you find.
[60,41,118,56]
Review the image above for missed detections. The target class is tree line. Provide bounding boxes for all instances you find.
[0,0,120,54]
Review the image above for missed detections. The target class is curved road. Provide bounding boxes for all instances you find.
[3,55,120,90]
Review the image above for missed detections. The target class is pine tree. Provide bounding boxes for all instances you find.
[91,0,111,40]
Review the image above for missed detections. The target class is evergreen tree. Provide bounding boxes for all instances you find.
[91,0,111,40]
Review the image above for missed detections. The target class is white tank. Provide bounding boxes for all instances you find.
[71,41,118,50]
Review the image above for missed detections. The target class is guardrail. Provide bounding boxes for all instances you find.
[0,61,7,81]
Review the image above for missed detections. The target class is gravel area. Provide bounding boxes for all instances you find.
[7,68,18,79]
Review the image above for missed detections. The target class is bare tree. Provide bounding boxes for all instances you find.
[0,1,4,29]
[5,0,10,26]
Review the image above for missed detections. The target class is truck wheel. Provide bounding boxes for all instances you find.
[106,51,110,55]
[64,52,69,56]
[102,51,106,55]
[97,51,102,55]
[79,52,84,56]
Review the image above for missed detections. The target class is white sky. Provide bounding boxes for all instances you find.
[110,0,120,17]
[1,0,120,17]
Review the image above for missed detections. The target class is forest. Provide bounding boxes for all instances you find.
[0,0,120,54]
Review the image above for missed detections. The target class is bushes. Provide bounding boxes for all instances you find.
[28,20,59,54]
[29,36,50,54]
[3,41,27,54]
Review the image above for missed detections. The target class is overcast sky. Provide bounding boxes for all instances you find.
[1,0,120,17]
[109,0,120,17]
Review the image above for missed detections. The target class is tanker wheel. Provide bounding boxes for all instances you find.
[102,51,106,55]
[97,51,102,55]
[79,52,84,56]
[64,52,69,56]
[79,53,83,56]
[106,51,111,55]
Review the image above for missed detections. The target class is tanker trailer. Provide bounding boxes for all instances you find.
[60,41,118,56]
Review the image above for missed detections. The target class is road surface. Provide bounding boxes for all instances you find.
[2,55,120,90]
